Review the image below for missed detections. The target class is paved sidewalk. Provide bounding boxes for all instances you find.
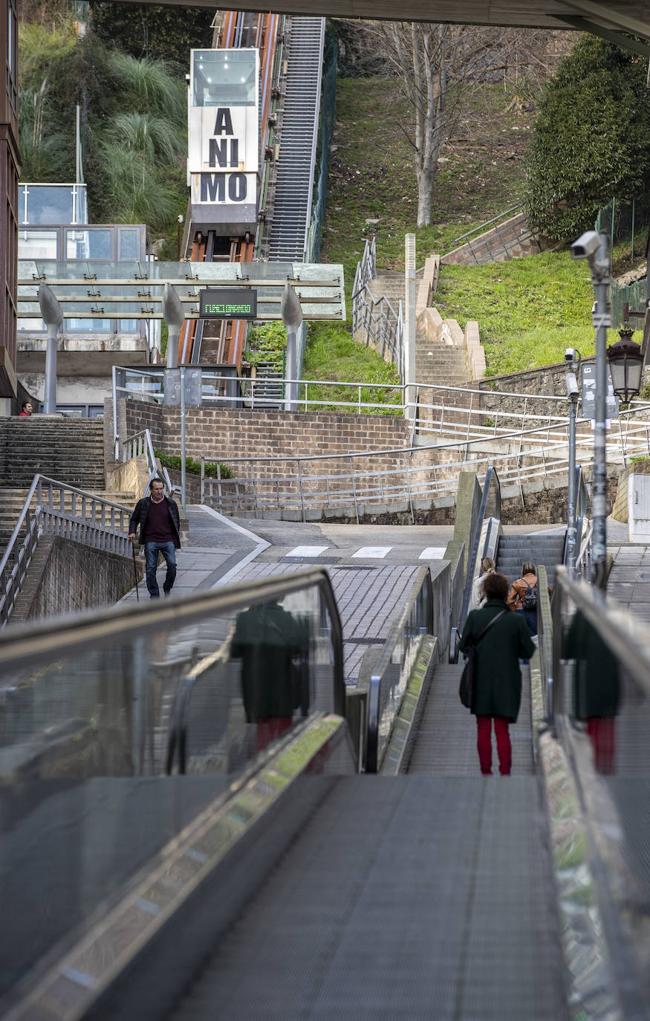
[120,506,266,603]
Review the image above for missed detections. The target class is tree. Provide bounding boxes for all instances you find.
[345,21,573,227]
[89,2,213,69]
[525,36,650,242]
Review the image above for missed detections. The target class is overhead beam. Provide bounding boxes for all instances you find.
[96,0,583,29]
[561,0,650,42]
[558,15,650,57]
[106,0,648,32]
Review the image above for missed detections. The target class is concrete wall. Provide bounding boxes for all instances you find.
[11,536,139,624]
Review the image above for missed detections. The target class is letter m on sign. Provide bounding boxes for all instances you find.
[200,174,226,203]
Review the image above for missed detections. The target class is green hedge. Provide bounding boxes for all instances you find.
[156,451,234,480]
[525,38,650,242]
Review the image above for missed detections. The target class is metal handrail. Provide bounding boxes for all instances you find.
[365,566,433,773]
[120,427,174,494]
[535,565,554,724]
[0,475,133,627]
[442,204,524,253]
[459,466,502,633]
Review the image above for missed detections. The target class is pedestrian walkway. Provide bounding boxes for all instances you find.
[607,543,650,624]
[120,506,267,604]
[409,663,534,775]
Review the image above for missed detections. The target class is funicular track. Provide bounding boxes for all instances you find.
[179,11,280,370]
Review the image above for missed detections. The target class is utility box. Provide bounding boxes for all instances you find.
[628,474,650,540]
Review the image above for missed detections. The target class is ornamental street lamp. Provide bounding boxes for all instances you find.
[606,327,644,405]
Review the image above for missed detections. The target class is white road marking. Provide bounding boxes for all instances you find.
[352,546,392,559]
[419,547,447,559]
[285,545,330,558]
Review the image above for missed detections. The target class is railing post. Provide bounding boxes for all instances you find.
[297,460,306,523]
[349,455,360,524]
[216,462,222,511]
[200,457,205,504]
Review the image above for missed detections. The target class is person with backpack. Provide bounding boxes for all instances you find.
[460,571,535,775]
[508,560,538,637]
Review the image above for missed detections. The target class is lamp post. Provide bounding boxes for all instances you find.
[570,230,611,591]
[281,283,303,412]
[606,327,644,405]
[564,348,581,572]
[38,284,64,414]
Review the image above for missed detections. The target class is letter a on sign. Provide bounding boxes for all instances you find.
[214,108,234,136]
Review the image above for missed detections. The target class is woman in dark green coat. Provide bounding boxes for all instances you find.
[460,572,535,775]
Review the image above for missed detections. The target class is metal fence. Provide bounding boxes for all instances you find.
[351,237,404,380]
[0,475,133,627]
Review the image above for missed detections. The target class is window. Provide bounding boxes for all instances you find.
[118,228,140,261]
[66,228,112,260]
[192,49,256,108]
[19,229,57,260]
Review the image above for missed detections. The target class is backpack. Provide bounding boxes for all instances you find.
[522,580,537,612]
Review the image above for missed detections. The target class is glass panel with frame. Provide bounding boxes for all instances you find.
[0,580,340,1003]
[192,48,257,107]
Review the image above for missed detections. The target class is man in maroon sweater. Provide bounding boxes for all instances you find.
[128,478,181,598]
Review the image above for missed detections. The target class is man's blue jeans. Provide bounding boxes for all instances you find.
[144,541,177,598]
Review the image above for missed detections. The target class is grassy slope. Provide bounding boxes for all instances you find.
[311,76,597,381]
[437,252,595,375]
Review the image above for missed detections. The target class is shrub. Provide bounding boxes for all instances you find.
[525,38,650,242]
[156,451,234,479]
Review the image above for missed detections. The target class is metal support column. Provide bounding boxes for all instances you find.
[404,234,417,421]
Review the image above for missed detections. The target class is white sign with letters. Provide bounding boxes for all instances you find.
[188,49,259,216]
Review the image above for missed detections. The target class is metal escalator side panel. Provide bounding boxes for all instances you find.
[5,716,352,1021]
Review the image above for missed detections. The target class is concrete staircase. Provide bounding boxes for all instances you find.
[496,531,566,588]
[368,270,473,388]
[0,418,106,489]
[441,211,545,266]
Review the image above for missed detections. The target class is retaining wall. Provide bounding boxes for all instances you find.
[11,536,139,624]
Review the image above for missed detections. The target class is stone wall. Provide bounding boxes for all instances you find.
[611,458,650,523]
[11,536,139,624]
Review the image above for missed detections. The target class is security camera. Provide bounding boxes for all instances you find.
[565,372,579,398]
[565,348,577,363]
[571,231,601,260]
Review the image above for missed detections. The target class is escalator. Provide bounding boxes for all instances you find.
[8,467,648,1020]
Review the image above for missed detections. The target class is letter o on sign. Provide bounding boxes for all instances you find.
[229,173,247,202]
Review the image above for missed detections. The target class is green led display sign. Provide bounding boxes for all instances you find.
[200,287,257,319]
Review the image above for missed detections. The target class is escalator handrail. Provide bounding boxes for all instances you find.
[365,566,433,773]
[0,569,346,722]
[459,465,501,632]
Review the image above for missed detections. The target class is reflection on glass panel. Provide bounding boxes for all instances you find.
[192,49,256,107]
[18,186,26,224]
[17,317,45,332]
[0,580,339,1002]
[19,229,58,260]
[119,319,139,333]
[65,317,112,333]
[26,185,73,225]
[66,229,113,260]
[74,184,88,224]
[118,228,140,261]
